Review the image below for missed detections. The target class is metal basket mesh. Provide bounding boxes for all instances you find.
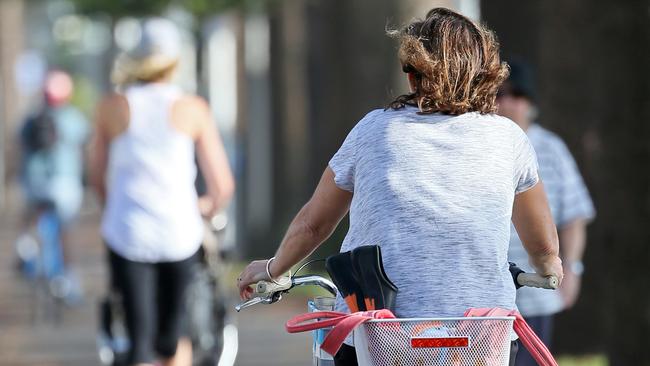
[355,317,514,366]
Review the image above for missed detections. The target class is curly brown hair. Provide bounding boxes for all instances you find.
[388,8,509,115]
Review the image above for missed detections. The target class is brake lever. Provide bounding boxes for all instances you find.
[235,297,266,312]
[235,291,283,312]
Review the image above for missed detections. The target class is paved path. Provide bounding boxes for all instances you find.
[0,192,312,366]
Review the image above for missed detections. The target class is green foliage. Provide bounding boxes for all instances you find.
[70,0,273,19]
[72,0,171,18]
[69,75,101,118]
[558,355,609,366]
[183,0,241,19]
[183,0,282,16]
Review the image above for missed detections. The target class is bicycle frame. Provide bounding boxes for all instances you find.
[24,205,67,325]
[37,208,64,280]
[308,297,338,366]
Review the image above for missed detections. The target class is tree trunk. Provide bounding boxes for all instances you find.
[0,0,25,209]
[261,0,312,257]
[483,1,650,363]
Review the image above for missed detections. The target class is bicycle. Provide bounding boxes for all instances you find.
[96,213,239,366]
[187,213,239,366]
[236,262,557,366]
[16,200,69,324]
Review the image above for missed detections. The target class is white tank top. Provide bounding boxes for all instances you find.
[101,83,204,262]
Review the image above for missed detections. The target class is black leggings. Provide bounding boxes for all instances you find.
[334,341,519,366]
[109,249,198,364]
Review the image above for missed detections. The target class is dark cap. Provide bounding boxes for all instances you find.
[501,59,536,102]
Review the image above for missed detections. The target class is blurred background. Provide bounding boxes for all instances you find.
[0,0,648,365]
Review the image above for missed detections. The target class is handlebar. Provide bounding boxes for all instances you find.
[516,273,559,289]
[255,277,292,295]
[235,265,558,312]
[235,275,337,312]
[509,262,559,290]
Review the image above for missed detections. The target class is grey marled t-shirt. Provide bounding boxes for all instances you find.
[329,106,539,319]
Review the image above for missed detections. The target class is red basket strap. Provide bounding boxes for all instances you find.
[285,309,396,356]
[464,308,558,366]
[285,311,348,333]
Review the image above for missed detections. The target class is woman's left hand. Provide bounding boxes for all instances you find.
[237,260,270,300]
[198,195,216,217]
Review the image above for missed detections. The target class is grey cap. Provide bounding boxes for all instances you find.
[128,18,181,61]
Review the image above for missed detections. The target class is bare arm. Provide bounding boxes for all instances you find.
[559,219,587,265]
[196,124,235,215]
[237,167,353,299]
[512,182,563,281]
[89,98,113,206]
[185,97,235,216]
[558,219,587,307]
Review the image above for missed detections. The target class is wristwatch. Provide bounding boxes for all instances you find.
[566,260,584,276]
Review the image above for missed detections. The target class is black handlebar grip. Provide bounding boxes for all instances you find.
[509,262,525,289]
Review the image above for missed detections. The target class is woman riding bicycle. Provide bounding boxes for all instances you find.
[237,7,563,366]
[91,18,235,366]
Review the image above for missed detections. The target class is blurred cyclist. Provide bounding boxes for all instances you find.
[90,18,235,366]
[17,69,89,303]
[497,60,596,366]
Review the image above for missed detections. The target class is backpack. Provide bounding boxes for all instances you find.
[23,108,57,152]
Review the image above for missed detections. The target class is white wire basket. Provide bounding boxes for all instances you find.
[353,316,515,366]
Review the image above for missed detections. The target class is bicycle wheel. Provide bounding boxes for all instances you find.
[32,208,65,324]
[187,258,238,366]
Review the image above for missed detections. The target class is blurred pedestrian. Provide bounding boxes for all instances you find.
[17,69,89,303]
[90,18,235,366]
[497,60,596,366]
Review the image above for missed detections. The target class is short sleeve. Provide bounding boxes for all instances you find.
[328,125,359,192]
[513,127,540,194]
[553,141,596,226]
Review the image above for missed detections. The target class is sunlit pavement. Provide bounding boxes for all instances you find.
[0,192,313,366]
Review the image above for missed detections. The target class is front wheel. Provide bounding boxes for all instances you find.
[187,263,238,366]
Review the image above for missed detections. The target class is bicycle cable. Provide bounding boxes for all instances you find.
[292,258,326,279]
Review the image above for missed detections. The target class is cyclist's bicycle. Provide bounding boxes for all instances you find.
[97,213,239,366]
[16,200,69,324]
[236,262,557,366]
